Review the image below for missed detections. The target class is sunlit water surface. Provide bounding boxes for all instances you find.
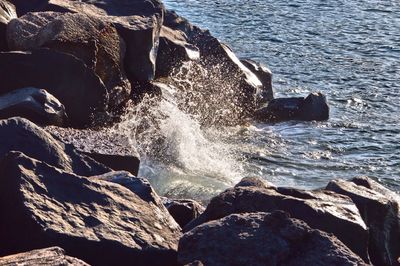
[116,0,400,201]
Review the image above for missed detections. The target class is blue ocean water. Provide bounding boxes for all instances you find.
[126,0,400,200]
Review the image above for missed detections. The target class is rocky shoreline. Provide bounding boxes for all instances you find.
[0,0,398,265]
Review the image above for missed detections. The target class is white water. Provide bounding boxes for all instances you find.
[112,64,249,201]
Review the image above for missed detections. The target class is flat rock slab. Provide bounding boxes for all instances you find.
[0,151,181,266]
[0,247,89,266]
[179,211,368,266]
[45,125,140,175]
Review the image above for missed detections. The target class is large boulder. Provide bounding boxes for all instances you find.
[0,117,109,176]
[7,11,131,108]
[0,87,66,126]
[0,247,89,265]
[185,177,370,263]
[156,25,200,78]
[0,0,16,50]
[0,151,181,266]
[33,0,165,83]
[254,92,329,122]
[179,211,368,266]
[0,49,108,127]
[327,177,400,266]
[45,125,141,176]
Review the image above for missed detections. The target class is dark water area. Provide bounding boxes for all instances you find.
[161,0,400,193]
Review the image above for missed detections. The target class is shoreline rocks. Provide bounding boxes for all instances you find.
[179,211,368,266]
[0,0,396,265]
[254,92,330,122]
[0,151,181,266]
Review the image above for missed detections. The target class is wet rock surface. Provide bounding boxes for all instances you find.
[241,58,274,105]
[156,25,200,78]
[0,151,181,266]
[0,247,89,266]
[327,177,400,266]
[0,87,66,126]
[254,92,329,122]
[179,211,367,266]
[185,177,370,263]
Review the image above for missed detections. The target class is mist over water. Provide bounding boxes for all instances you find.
[115,0,400,200]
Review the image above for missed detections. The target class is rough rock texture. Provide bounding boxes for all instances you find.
[179,211,367,266]
[327,177,400,266]
[0,87,66,126]
[0,117,109,176]
[0,0,16,50]
[156,25,200,78]
[0,247,89,266]
[36,0,165,83]
[0,49,107,127]
[254,92,329,122]
[45,125,140,176]
[185,177,370,263]
[0,151,181,266]
[7,11,131,108]
[241,59,274,105]
[163,198,205,228]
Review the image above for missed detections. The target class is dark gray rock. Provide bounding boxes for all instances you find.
[241,59,274,106]
[179,211,368,266]
[0,117,109,176]
[0,151,181,266]
[163,198,205,228]
[300,92,330,121]
[254,92,329,122]
[0,87,66,126]
[185,177,370,263]
[327,177,400,266]
[0,0,16,50]
[7,11,131,108]
[0,49,108,127]
[0,247,89,265]
[156,25,200,78]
